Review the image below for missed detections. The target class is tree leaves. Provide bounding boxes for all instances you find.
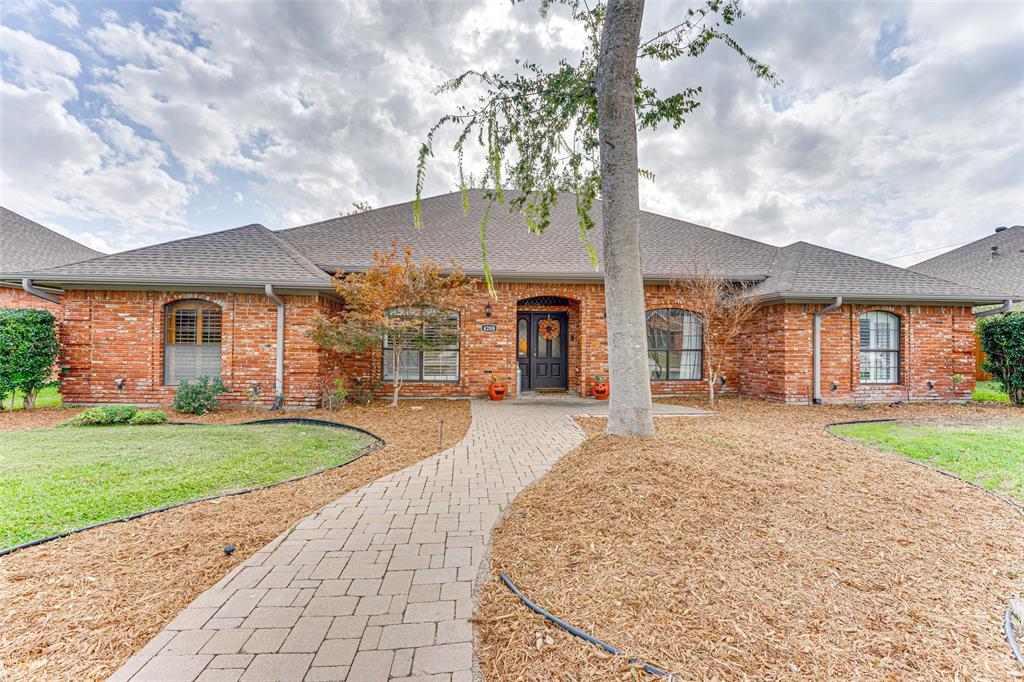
[413,0,779,293]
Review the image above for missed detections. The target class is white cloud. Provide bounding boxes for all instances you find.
[0,0,1020,264]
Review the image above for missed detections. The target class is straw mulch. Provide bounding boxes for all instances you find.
[476,398,1024,681]
[0,405,84,432]
[0,399,471,682]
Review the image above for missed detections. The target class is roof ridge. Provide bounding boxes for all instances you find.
[254,226,332,281]
[29,223,267,275]
[785,239,1004,297]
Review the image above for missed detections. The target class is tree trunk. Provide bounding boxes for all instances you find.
[597,0,654,438]
[391,347,401,407]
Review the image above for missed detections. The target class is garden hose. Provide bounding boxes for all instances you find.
[1006,606,1024,669]
[0,418,384,558]
[499,571,675,680]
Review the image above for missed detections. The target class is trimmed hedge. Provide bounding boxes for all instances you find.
[70,406,168,426]
[978,312,1024,406]
[0,308,60,410]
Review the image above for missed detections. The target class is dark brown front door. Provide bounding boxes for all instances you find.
[517,312,568,391]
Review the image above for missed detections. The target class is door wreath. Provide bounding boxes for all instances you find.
[538,318,560,341]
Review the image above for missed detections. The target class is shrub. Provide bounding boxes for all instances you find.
[131,410,167,425]
[70,407,109,426]
[173,376,226,415]
[0,308,60,410]
[978,313,1023,406]
[347,377,378,405]
[102,405,138,424]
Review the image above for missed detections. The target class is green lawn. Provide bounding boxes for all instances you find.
[833,421,1024,503]
[972,380,1010,404]
[3,385,62,410]
[0,423,372,549]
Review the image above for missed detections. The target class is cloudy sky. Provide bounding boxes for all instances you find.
[0,0,1021,267]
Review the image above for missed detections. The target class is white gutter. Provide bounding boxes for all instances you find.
[265,284,285,410]
[975,299,1014,318]
[813,296,843,405]
[21,278,60,304]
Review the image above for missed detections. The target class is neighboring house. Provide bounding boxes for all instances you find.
[909,225,1023,379]
[0,207,102,313]
[0,191,1010,407]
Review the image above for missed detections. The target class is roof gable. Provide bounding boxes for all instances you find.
[909,226,1023,298]
[750,241,1006,301]
[0,207,101,272]
[278,189,778,280]
[18,223,332,287]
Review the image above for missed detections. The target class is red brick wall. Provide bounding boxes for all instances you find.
[753,303,977,404]
[50,286,977,407]
[0,285,62,315]
[59,289,333,407]
[332,282,730,400]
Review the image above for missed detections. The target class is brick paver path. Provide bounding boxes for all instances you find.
[113,398,704,681]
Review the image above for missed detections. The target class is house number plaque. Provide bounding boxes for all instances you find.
[480,324,498,332]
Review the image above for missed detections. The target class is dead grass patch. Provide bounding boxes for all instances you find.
[0,399,471,682]
[476,398,1024,681]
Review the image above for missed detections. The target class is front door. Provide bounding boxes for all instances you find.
[517,312,568,391]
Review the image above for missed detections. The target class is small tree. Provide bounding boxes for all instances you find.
[670,261,761,405]
[0,308,60,410]
[309,242,475,407]
[978,313,1023,406]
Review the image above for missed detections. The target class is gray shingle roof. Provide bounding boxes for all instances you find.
[909,226,1023,299]
[0,207,101,272]
[15,223,332,288]
[5,191,1006,304]
[749,241,1006,302]
[278,189,778,280]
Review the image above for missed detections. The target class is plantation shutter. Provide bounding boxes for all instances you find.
[165,301,222,385]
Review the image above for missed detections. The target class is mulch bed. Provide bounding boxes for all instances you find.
[0,400,471,682]
[476,398,1024,681]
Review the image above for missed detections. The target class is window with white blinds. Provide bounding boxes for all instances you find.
[859,311,900,384]
[382,309,460,382]
[165,300,222,385]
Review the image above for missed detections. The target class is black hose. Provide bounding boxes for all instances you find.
[0,419,385,558]
[499,572,675,680]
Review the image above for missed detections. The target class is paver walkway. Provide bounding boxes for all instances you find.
[113,398,705,682]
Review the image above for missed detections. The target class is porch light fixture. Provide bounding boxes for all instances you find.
[115,377,127,391]
[485,303,493,317]
[831,382,838,392]
[926,380,935,390]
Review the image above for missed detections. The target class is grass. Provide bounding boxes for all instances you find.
[3,385,62,410]
[0,423,372,549]
[972,380,1010,404]
[833,420,1024,502]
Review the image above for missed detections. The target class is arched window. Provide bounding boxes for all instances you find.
[645,309,702,380]
[382,308,460,382]
[859,311,900,384]
[165,300,222,385]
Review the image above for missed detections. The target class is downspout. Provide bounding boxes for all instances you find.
[265,284,285,410]
[975,299,1013,318]
[813,296,843,405]
[21,278,60,304]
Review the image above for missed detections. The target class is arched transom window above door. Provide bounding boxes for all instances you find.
[165,300,222,385]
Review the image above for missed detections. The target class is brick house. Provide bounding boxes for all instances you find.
[909,225,1023,380]
[1,191,1013,407]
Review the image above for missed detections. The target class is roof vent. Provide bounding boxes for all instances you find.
[995,226,1008,233]
[990,245,999,260]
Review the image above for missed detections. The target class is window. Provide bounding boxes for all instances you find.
[645,309,702,380]
[859,311,900,384]
[165,300,222,385]
[383,309,460,382]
